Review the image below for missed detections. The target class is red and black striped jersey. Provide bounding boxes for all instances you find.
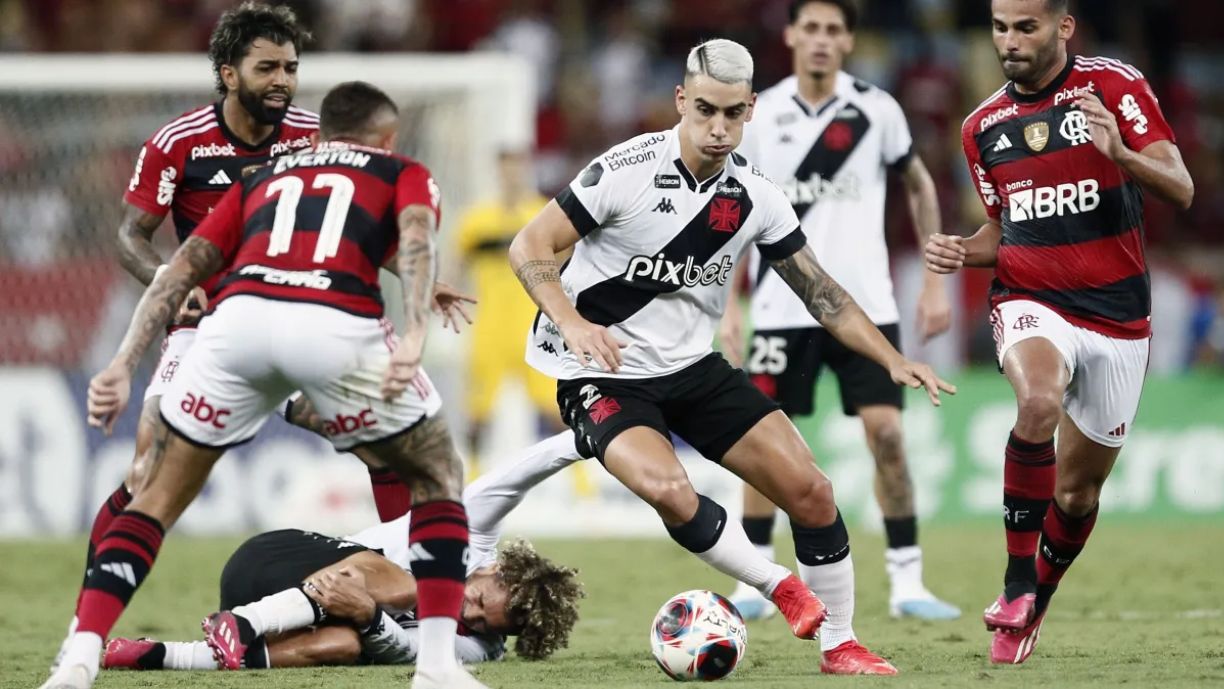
[192,142,441,318]
[125,101,319,243]
[962,55,1175,339]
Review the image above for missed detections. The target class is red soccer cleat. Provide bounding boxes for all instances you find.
[768,574,827,639]
[202,612,247,671]
[983,591,1036,632]
[102,638,160,670]
[820,640,899,675]
[991,610,1047,664]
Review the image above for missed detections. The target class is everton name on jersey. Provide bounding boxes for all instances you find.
[740,73,915,330]
[527,127,806,380]
[963,55,1175,339]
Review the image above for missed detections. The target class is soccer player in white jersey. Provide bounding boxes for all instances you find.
[720,0,960,622]
[510,38,955,676]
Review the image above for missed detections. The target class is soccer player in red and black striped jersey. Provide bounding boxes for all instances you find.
[45,82,486,689]
[926,0,1193,665]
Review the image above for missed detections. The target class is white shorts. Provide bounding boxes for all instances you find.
[991,299,1149,447]
[144,328,196,402]
[159,296,442,451]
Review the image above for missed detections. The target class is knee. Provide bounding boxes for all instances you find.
[641,475,698,522]
[779,473,836,529]
[1056,480,1102,518]
[867,423,905,465]
[1015,387,1063,435]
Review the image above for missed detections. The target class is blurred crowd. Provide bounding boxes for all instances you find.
[1,0,1221,368]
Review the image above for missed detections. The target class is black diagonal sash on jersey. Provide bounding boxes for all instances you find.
[756,103,872,286]
[574,178,754,327]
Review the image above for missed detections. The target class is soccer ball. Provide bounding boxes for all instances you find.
[650,590,748,681]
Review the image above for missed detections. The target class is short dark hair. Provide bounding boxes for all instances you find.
[208,1,311,95]
[1047,0,1070,14]
[319,81,399,139]
[788,0,859,31]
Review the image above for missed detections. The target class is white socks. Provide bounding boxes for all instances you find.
[694,518,791,596]
[415,617,460,677]
[886,545,927,601]
[232,587,318,637]
[59,632,102,680]
[799,554,857,652]
[164,641,221,670]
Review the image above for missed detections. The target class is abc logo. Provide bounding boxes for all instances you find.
[180,392,231,429]
[323,408,378,436]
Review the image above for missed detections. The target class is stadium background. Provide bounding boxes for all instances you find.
[1,0,1222,544]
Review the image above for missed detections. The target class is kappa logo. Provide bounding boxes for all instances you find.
[537,340,558,356]
[654,174,681,189]
[709,198,741,232]
[653,198,677,214]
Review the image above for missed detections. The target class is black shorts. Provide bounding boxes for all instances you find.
[746,324,904,417]
[556,352,779,463]
[218,529,369,610]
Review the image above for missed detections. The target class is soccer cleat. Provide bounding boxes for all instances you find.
[990,610,1047,664]
[411,666,491,689]
[768,574,827,639]
[728,581,777,621]
[36,664,93,689]
[983,591,1036,631]
[49,617,78,673]
[102,638,160,670]
[202,612,247,671]
[890,592,962,621]
[820,640,899,675]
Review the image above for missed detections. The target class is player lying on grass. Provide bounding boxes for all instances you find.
[103,433,584,671]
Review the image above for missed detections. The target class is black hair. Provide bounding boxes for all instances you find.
[208,2,311,95]
[788,0,859,31]
[319,81,399,139]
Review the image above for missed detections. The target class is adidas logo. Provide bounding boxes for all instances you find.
[406,543,435,562]
[1108,422,1126,438]
[208,169,233,186]
[100,562,137,586]
[994,134,1013,152]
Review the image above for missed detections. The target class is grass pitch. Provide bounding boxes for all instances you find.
[4,522,1224,688]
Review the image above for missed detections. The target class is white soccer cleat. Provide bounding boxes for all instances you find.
[49,617,78,673]
[728,580,777,621]
[411,667,490,689]
[889,590,962,620]
[37,663,93,689]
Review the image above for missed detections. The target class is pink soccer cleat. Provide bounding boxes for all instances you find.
[820,640,899,675]
[983,591,1036,632]
[991,610,1047,664]
[102,638,160,670]
[768,574,827,640]
[202,612,247,671]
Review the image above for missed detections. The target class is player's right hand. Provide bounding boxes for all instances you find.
[559,317,627,374]
[925,233,966,274]
[303,566,377,627]
[719,296,746,367]
[174,286,209,326]
[888,358,957,407]
[87,363,132,435]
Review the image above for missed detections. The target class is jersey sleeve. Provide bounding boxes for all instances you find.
[122,140,181,216]
[357,612,506,664]
[553,155,625,237]
[189,182,245,262]
[879,93,915,170]
[395,163,443,225]
[1104,74,1176,152]
[961,122,1002,221]
[753,185,806,261]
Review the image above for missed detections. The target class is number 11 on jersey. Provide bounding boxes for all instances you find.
[265,173,355,262]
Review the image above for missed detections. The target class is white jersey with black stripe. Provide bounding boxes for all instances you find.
[740,72,914,330]
[528,126,806,380]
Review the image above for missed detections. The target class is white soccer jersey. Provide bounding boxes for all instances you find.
[740,73,914,330]
[346,516,495,576]
[527,126,806,380]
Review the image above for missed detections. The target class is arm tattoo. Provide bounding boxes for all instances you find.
[395,206,438,337]
[116,205,167,285]
[366,415,463,503]
[514,259,560,292]
[768,246,853,326]
[115,236,223,373]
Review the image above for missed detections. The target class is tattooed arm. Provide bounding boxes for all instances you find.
[88,236,224,433]
[116,203,167,285]
[508,200,625,373]
[768,245,956,405]
[380,204,438,401]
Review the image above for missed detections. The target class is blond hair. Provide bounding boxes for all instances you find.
[498,539,584,660]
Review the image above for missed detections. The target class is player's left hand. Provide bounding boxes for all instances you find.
[303,566,377,627]
[888,359,956,407]
[916,282,953,344]
[381,334,424,401]
[1074,93,1125,161]
[174,286,209,327]
[87,363,132,435]
[432,281,476,334]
